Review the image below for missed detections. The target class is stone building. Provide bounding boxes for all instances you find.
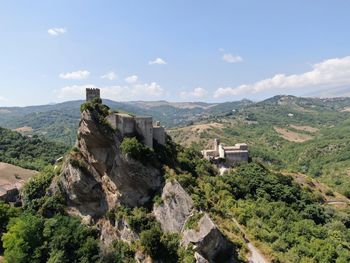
[87,88,166,149]
[153,121,166,146]
[86,88,101,102]
[106,113,165,148]
[202,138,248,166]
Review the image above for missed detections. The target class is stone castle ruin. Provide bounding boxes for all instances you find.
[86,88,165,148]
[202,138,249,166]
[86,88,100,101]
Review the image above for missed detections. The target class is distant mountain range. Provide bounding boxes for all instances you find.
[1,95,350,145]
[0,99,253,144]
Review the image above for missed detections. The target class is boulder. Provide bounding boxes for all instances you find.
[182,213,233,263]
[153,180,193,233]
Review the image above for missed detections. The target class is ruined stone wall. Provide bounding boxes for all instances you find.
[218,144,225,158]
[153,126,165,145]
[135,117,153,148]
[116,115,135,136]
[106,115,117,129]
[225,151,249,165]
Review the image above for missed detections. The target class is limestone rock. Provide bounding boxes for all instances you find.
[116,218,139,244]
[195,252,210,263]
[182,213,233,263]
[57,109,162,218]
[153,180,193,233]
[59,162,108,217]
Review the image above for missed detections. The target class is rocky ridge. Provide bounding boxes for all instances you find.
[55,105,235,262]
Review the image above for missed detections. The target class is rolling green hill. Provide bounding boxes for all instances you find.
[0,127,69,170]
[0,99,252,144]
[169,95,350,197]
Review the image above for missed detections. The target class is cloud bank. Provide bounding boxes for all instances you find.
[215,56,350,98]
[125,75,138,84]
[101,71,117,80]
[180,87,208,99]
[57,82,164,101]
[222,53,243,63]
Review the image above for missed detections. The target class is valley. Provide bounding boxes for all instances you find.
[1,95,350,262]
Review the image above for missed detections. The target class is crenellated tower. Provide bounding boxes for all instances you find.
[86,88,100,102]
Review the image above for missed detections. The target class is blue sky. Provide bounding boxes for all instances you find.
[1,0,350,106]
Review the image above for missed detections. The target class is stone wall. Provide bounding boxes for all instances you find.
[225,151,249,165]
[117,114,135,136]
[107,113,166,148]
[153,126,165,145]
[135,117,153,148]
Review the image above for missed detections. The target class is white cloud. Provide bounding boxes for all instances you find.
[57,82,164,101]
[214,56,350,98]
[222,53,243,63]
[101,71,117,81]
[0,96,9,103]
[125,75,138,84]
[59,70,90,80]
[149,58,167,65]
[180,87,208,99]
[132,82,164,97]
[48,27,67,36]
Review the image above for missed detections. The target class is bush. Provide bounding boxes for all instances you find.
[105,240,135,263]
[21,166,56,212]
[185,211,203,230]
[140,225,163,259]
[140,226,181,262]
[120,137,156,165]
[0,202,20,253]
[2,214,100,263]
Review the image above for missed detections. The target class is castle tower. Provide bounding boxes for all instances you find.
[214,138,220,152]
[86,88,101,102]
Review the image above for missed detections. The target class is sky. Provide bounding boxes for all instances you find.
[1,0,350,106]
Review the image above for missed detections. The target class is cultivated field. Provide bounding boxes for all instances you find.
[0,162,37,195]
[274,127,313,142]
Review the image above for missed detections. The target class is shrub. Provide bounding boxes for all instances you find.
[107,240,136,263]
[120,137,156,165]
[21,166,56,212]
[185,211,203,230]
[140,225,163,259]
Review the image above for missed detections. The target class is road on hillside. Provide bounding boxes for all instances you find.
[230,217,269,263]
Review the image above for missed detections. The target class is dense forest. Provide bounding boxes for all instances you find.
[1,96,350,262]
[1,141,349,262]
[0,127,68,170]
[169,96,350,198]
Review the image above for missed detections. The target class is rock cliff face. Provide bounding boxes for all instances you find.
[58,109,162,218]
[57,106,234,262]
[154,180,193,233]
[154,181,234,263]
[182,213,234,262]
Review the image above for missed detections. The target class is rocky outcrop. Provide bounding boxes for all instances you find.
[153,180,193,233]
[153,180,233,262]
[98,218,138,247]
[58,109,162,218]
[182,213,234,263]
[56,106,234,262]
